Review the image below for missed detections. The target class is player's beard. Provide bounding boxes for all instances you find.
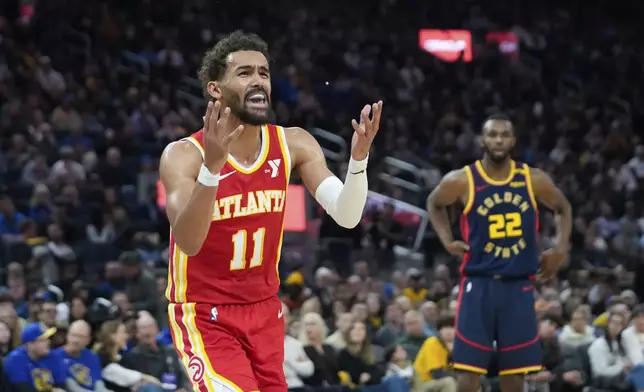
[225,89,276,126]
[482,144,511,163]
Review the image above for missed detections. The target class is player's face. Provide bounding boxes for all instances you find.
[481,120,515,163]
[217,50,274,125]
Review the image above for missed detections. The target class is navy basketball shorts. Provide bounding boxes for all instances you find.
[452,276,542,376]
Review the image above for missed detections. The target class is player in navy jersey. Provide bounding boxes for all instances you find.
[426,114,572,392]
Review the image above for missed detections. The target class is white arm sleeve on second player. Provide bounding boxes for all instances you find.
[314,155,368,228]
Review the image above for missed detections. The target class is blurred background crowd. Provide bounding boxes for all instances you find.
[2,0,644,392]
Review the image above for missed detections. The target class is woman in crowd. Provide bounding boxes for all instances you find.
[94,320,162,392]
[69,295,89,324]
[0,295,24,350]
[366,293,384,333]
[588,312,644,391]
[0,320,11,359]
[326,312,353,352]
[299,312,344,388]
[559,308,596,350]
[337,321,408,392]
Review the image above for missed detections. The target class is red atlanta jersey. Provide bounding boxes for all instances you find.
[165,124,291,305]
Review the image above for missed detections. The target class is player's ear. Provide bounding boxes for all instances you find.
[207,81,222,101]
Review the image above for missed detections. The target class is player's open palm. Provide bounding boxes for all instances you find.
[203,101,244,172]
[351,101,383,160]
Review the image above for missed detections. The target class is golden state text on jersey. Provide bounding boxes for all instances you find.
[165,124,291,305]
[460,160,540,277]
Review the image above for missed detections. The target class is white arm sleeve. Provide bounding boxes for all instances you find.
[315,155,368,228]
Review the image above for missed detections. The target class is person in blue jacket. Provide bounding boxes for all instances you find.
[3,322,66,392]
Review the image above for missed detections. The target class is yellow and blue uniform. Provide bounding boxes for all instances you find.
[453,160,542,376]
[53,347,103,390]
[3,346,66,391]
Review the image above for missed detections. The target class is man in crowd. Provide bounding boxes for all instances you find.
[53,320,107,392]
[121,311,190,392]
[3,322,66,392]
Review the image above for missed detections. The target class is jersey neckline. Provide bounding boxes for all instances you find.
[474,160,516,186]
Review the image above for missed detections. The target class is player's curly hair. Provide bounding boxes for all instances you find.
[197,30,270,99]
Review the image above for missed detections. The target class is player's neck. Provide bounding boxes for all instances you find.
[480,156,513,180]
[227,117,263,162]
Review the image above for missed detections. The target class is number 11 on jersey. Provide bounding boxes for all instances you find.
[230,228,266,270]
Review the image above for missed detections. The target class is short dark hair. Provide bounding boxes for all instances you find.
[482,113,513,133]
[540,314,563,328]
[197,30,270,98]
[0,292,13,305]
[437,315,455,331]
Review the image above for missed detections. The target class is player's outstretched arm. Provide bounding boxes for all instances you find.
[287,128,367,229]
[288,102,382,229]
[159,141,218,256]
[530,168,572,279]
[426,169,470,256]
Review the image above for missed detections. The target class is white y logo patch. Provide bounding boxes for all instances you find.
[268,159,281,178]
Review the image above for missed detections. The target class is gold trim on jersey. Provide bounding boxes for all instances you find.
[166,231,189,303]
[523,163,539,210]
[184,137,205,158]
[463,166,475,214]
[475,160,516,186]
[227,125,270,174]
[273,126,291,285]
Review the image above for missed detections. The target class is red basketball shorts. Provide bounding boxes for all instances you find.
[168,296,286,392]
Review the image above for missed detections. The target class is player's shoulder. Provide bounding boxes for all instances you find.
[282,127,322,160]
[161,136,203,164]
[525,165,552,184]
[282,126,314,143]
[441,167,470,185]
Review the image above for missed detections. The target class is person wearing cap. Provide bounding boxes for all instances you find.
[2,322,66,392]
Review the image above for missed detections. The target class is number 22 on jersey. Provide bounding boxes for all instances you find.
[230,228,266,270]
[488,212,522,239]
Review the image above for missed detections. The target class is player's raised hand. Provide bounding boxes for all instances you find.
[445,240,470,257]
[537,248,567,282]
[203,101,244,172]
[350,101,383,160]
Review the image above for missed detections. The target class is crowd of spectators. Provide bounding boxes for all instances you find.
[2,0,644,392]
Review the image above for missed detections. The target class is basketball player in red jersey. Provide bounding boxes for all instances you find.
[159,31,382,392]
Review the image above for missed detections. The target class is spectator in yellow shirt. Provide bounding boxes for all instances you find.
[413,316,457,392]
[402,268,427,308]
